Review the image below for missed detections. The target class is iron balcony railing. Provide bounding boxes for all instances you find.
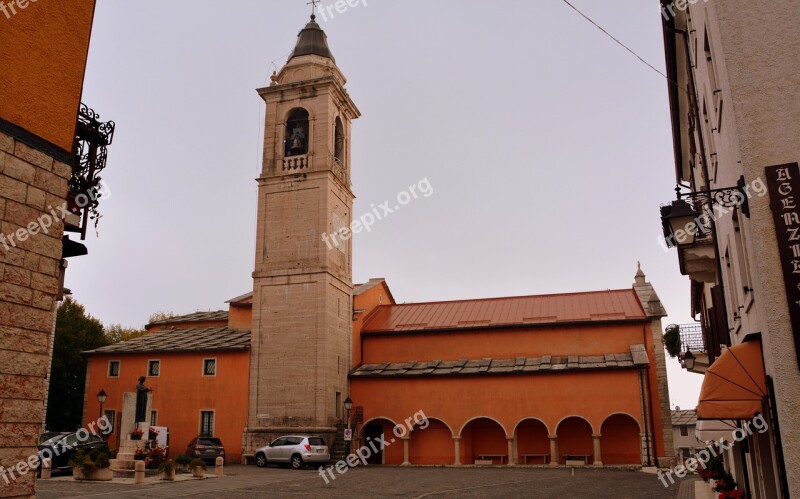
[678,323,706,353]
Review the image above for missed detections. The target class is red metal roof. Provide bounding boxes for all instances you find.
[361,289,647,333]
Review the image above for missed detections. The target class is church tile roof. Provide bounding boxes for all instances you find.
[148,310,229,326]
[83,327,250,355]
[362,289,647,333]
[350,345,649,378]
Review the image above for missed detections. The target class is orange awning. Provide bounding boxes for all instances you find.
[696,340,767,420]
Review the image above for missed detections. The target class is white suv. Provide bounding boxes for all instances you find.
[255,435,330,469]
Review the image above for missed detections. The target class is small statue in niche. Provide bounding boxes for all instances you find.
[287,124,307,156]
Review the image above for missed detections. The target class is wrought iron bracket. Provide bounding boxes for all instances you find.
[674,175,750,217]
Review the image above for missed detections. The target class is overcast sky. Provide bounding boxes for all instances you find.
[72,0,702,408]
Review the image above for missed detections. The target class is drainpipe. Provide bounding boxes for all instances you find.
[638,367,652,466]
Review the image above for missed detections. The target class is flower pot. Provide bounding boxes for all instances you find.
[130,435,142,441]
[161,469,176,481]
[73,467,113,481]
[192,466,205,478]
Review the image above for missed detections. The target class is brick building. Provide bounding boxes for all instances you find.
[0,1,109,497]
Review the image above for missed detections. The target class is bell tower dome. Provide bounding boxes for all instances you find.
[244,15,361,452]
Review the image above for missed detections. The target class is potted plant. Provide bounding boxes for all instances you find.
[130,428,144,440]
[158,459,177,481]
[175,454,192,473]
[69,449,113,481]
[190,458,207,478]
[664,324,681,357]
[148,427,160,441]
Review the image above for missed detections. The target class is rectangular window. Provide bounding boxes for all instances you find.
[704,28,723,126]
[150,410,158,426]
[108,361,120,377]
[148,360,160,377]
[203,358,216,376]
[200,411,215,437]
[680,426,689,437]
[104,410,116,434]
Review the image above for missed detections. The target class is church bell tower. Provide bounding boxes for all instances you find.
[244,14,360,451]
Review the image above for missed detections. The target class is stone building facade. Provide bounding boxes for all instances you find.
[660,1,800,497]
[243,15,361,451]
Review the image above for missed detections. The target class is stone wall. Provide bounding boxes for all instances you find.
[0,130,69,497]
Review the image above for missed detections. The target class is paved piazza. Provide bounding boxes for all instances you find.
[37,465,697,498]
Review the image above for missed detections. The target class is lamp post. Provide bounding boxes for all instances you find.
[97,389,107,420]
[344,396,353,464]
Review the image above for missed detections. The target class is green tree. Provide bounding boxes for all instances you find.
[105,323,147,343]
[46,297,109,431]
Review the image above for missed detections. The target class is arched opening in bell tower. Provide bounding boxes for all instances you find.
[285,108,310,156]
[334,116,345,165]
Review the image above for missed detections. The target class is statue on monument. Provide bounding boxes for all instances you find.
[135,376,152,423]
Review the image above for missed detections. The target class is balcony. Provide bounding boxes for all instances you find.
[678,225,716,283]
[282,154,310,172]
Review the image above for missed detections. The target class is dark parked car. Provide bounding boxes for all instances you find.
[187,437,225,464]
[37,432,109,474]
[39,431,70,444]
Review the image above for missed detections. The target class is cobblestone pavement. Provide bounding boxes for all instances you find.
[36,465,698,498]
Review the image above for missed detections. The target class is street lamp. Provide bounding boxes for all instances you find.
[660,176,750,249]
[343,397,353,464]
[683,350,696,370]
[661,199,701,248]
[97,389,107,419]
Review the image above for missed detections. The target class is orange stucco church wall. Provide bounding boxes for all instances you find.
[361,322,650,362]
[351,369,653,465]
[0,0,96,151]
[352,283,667,465]
[84,350,249,462]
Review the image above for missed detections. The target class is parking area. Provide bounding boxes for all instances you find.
[36,465,697,498]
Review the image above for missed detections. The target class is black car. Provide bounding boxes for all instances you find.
[187,437,225,464]
[39,431,70,444]
[37,431,109,474]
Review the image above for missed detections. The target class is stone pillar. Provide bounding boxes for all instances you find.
[507,437,515,465]
[549,435,559,466]
[134,460,145,484]
[40,459,51,480]
[401,437,410,466]
[592,434,603,466]
[453,436,462,465]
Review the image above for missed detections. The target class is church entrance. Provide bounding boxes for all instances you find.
[364,424,385,464]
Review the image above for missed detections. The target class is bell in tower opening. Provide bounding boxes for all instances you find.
[285,108,309,156]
